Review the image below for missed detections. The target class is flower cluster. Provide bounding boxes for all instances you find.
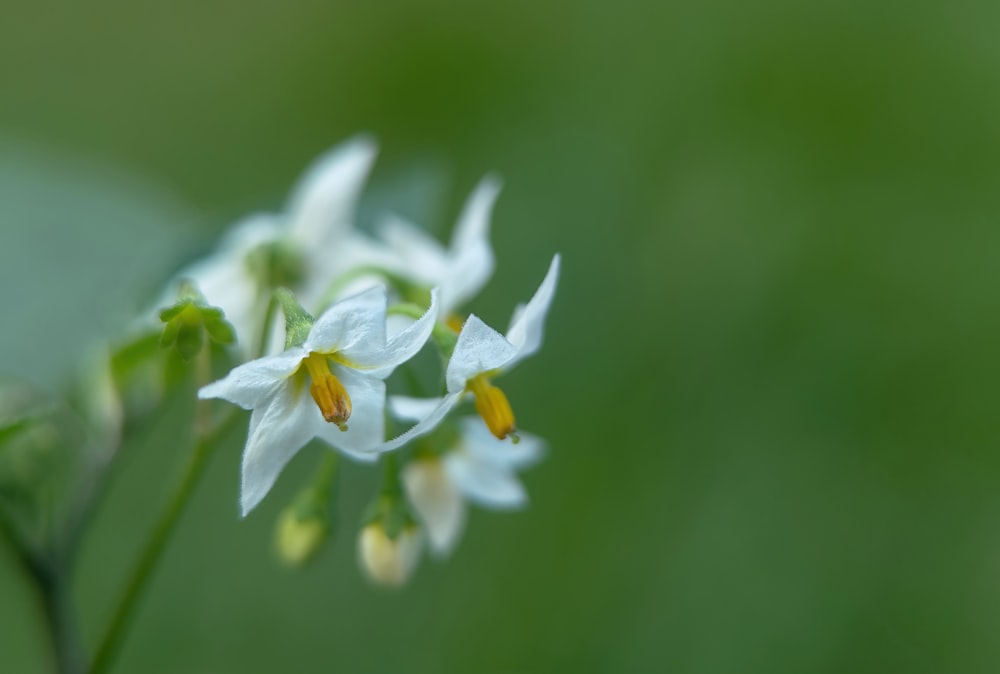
[182,136,560,585]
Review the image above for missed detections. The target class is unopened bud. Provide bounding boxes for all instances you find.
[275,505,328,568]
[358,522,422,587]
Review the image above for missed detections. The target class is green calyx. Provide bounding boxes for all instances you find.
[361,454,415,541]
[159,281,236,361]
[274,288,314,349]
[245,240,306,291]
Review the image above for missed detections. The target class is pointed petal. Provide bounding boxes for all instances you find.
[305,285,387,354]
[198,348,305,409]
[505,254,560,368]
[376,213,447,280]
[377,392,463,453]
[440,176,500,312]
[445,449,528,510]
[403,458,467,557]
[341,289,439,378]
[240,383,319,516]
[286,135,378,248]
[388,395,445,423]
[445,314,517,392]
[457,417,546,469]
[451,175,502,251]
[313,367,384,458]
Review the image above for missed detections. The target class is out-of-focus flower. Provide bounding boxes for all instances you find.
[167,136,378,353]
[198,285,438,516]
[379,253,560,451]
[399,414,544,556]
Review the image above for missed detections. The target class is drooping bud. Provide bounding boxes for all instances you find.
[358,453,422,586]
[358,521,422,587]
[275,504,328,568]
[274,453,339,568]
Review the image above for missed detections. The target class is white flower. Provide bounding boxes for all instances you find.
[358,522,422,587]
[379,253,560,451]
[198,285,439,516]
[374,176,501,315]
[168,136,378,353]
[399,413,544,556]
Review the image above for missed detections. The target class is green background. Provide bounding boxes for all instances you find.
[3,0,1000,672]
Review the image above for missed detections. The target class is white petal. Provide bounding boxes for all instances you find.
[403,458,467,557]
[240,382,320,516]
[198,348,305,409]
[376,213,447,281]
[341,288,439,378]
[445,315,517,393]
[445,449,527,510]
[376,392,463,453]
[457,417,545,469]
[388,395,445,422]
[505,253,560,368]
[313,367,384,458]
[285,135,377,249]
[305,285,387,354]
[451,175,501,252]
[439,176,500,313]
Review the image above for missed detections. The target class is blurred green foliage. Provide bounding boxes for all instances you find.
[2,0,1000,672]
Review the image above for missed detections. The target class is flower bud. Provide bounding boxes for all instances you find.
[275,505,328,568]
[358,522,422,587]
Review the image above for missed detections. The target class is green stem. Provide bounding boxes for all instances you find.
[38,560,86,674]
[88,411,235,674]
[380,452,402,498]
[313,452,340,494]
[0,511,85,674]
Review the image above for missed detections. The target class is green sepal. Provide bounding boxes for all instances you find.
[274,288,314,349]
[245,240,306,290]
[360,493,417,541]
[158,281,237,361]
[361,453,417,541]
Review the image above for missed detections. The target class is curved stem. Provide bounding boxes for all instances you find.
[87,410,236,674]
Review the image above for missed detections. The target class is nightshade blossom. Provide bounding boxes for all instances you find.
[379,253,560,452]
[199,285,439,516]
[168,136,378,352]
[397,409,544,556]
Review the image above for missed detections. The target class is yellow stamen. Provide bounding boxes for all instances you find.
[467,374,516,440]
[304,352,352,431]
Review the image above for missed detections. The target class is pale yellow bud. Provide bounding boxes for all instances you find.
[358,523,422,587]
[275,507,327,567]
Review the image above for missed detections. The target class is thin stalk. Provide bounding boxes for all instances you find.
[87,411,235,674]
[89,344,234,674]
[0,510,85,674]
